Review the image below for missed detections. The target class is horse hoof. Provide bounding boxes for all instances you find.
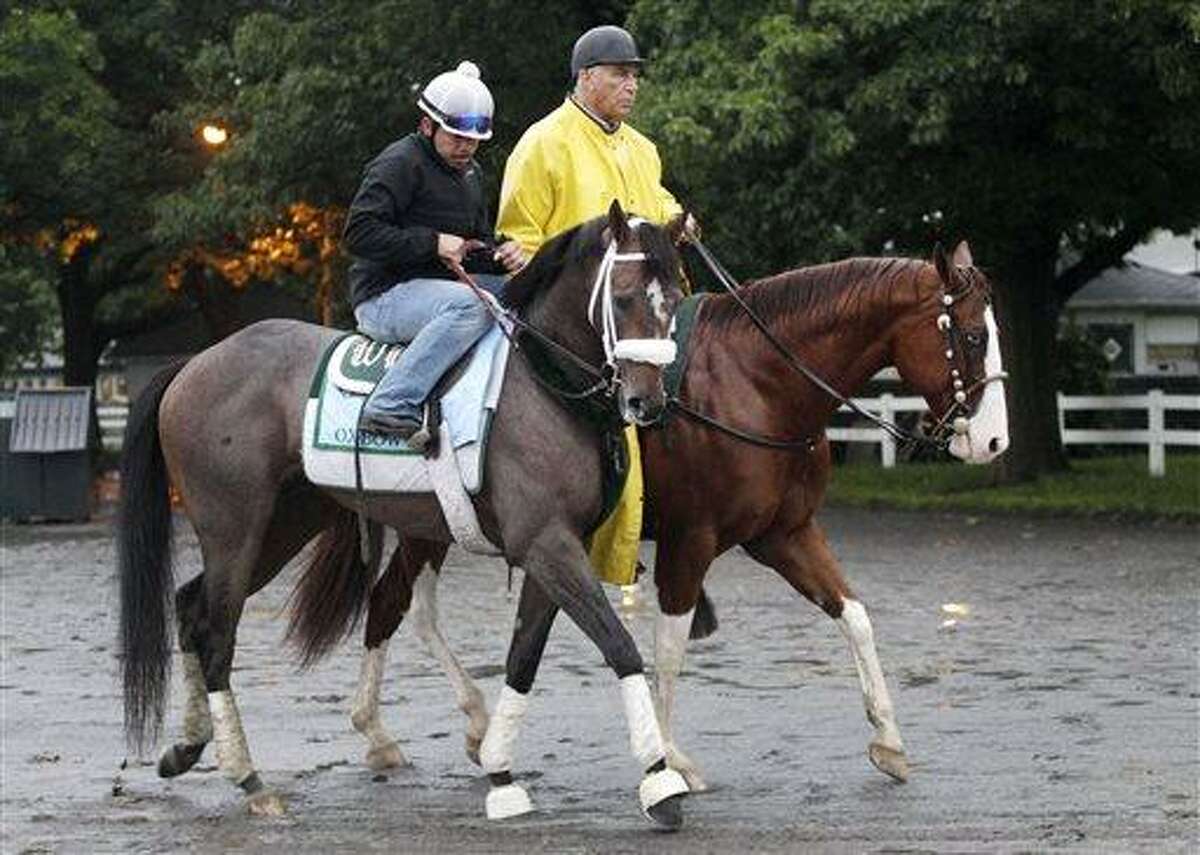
[869,742,909,782]
[158,742,205,778]
[639,767,688,830]
[366,741,409,771]
[485,783,533,820]
[646,793,685,830]
[247,790,286,817]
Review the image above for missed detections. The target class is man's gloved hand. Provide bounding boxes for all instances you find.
[437,233,475,266]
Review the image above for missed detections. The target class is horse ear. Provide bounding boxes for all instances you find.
[607,199,630,244]
[666,210,688,245]
[932,241,951,285]
[952,240,974,267]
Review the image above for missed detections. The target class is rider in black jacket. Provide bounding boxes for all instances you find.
[343,60,524,444]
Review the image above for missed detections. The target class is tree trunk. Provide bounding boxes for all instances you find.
[57,253,101,389]
[991,245,1069,483]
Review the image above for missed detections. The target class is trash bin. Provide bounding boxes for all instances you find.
[3,387,97,522]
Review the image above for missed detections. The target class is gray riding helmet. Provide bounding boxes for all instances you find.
[570,25,643,77]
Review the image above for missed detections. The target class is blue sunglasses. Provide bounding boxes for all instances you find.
[443,113,492,135]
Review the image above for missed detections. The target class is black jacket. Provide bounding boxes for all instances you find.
[343,132,504,308]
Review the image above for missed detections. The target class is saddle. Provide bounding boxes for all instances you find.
[302,327,511,553]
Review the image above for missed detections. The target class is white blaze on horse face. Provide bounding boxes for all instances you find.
[950,305,1010,463]
[647,278,670,328]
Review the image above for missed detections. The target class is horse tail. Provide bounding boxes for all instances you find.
[689,586,719,640]
[117,359,188,751]
[286,510,380,667]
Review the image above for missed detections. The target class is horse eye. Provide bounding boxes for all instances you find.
[964,331,985,348]
[613,293,636,311]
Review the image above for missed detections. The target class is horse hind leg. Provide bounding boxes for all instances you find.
[157,576,212,779]
[405,555,489,765]
[745,520,909,783]
[350,537,460,771]
[189,482,331,815]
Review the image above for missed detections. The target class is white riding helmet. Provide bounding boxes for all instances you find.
[417,60,494,140]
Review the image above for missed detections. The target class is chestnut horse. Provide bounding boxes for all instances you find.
[347,242,1009,800]
[116,206,694,826]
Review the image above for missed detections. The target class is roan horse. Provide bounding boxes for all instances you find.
[117,203,694,826]
[338,241,1010,800]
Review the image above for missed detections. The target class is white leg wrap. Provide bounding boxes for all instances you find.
[485,783,534,820]
[837,599,904,750]
[478,685,528,774]
[209,690,255,786]
[180,653,212,745]
[351,643,394,751]
[621,673,665,770]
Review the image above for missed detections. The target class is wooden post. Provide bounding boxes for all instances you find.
[881,393,896,469]
[1147,389,1165,477]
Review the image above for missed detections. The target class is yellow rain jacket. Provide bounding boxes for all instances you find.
[498,97,682,585]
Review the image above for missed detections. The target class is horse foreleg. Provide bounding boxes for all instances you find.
[495,527,687,828]
[746,519,909,782]
[650,534,716,792]
[477,571,557,819]
[407,566,490,764]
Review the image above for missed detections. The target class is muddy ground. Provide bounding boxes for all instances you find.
[2,506,1197,853]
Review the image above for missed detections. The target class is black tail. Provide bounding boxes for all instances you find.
[689,587,719,640]
[118,360,188,751]
[286,510,380,667]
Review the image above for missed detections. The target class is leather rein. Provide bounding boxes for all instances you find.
[674,239,1001,453]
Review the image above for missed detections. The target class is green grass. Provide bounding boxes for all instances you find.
[826,453,1200,521]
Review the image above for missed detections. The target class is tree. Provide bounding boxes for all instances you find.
[0,246,56,375]
[630,0,1200,481]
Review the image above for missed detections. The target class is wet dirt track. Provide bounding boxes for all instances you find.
[2,507,1197,853]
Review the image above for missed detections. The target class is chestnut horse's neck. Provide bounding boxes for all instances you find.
[696,257,937,417]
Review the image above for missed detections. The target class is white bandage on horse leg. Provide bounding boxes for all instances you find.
[837,599,904,750]
[180,653,212,745]
[478,685,529,775]
[208,690,256,786]
[350,642,393,750]
[621,673,666,770]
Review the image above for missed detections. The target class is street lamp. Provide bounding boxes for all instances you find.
[200,124,228,147]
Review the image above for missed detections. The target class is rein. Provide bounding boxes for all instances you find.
[448,238,675,411]
[686,238,936,451]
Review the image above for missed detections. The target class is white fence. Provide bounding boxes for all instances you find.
[827,390,1199,476]
[96,392,1199,476]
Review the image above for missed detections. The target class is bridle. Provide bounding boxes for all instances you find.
[676,239,1006,453]
[449,228,675,407]
[920,264,1008,448]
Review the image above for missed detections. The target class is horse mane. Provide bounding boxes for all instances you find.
[500,216,680,311]
[701,257,927,334]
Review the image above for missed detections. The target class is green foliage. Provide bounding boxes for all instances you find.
[1055,324,1112,395]
[631,0,1200,274]
[827,455,1200,521]
[0,246,56,375]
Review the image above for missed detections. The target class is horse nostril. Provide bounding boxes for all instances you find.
[627,396,644,415]
[989,437,1001,453]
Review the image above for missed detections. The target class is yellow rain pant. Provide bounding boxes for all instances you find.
[586,425,642,586]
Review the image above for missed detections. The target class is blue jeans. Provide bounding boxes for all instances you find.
[354,275,505,419]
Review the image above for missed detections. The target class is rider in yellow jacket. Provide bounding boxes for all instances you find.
[498,25,692,586]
